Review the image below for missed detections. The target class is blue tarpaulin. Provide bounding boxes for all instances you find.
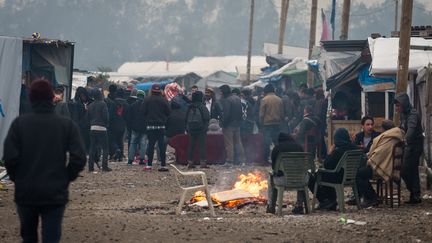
[359,65,395,92]
[135,80,174,91]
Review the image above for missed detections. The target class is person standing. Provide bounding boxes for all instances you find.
[127,90,147,165]
[204,88,221,120]
[186,91,210,168]
[394,93,424,204]
[259,84,284,163]
[71,86,92,153]
[87,89,111,172]
[3,79,86,243]
[142,84,171,171]
[53,85,70,118]
[219,85,245,164]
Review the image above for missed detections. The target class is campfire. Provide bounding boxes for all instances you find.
[190,172,268,208]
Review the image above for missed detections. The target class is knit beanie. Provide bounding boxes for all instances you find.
[29,79,54,103]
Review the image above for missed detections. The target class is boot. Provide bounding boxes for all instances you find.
[187,161,195,169]
[200,160,209,168]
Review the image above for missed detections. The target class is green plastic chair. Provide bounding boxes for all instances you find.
[272,152,314,216]
[312,149,363,213]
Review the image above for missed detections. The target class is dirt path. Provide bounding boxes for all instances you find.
[1,161,431,242]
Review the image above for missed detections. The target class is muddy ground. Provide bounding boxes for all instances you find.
[1,157,432,243]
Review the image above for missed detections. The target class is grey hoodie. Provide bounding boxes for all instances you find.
[394,93,423,145]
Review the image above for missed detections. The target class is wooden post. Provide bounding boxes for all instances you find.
[246,0,255,85]
[278,0,289,54]
[394,0,413,124]
[307,0,318,87]
[394,0,399,31]
[340,0,351,40]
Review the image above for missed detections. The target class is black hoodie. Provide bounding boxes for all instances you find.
[271,133,304,173]
[395,93,423,145]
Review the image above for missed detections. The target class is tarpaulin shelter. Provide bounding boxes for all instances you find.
[0,36,74,159]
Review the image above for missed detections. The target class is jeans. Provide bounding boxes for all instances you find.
[108,129,125,159]
[147,129,167,166]
[401,145,423,199]
[263,124,281,162]
[187,132,206,162]
[356,165,377,200]
[17,204,65,243]
[89,130,109,170]
[222,126,245,163]
[128,131,147,163]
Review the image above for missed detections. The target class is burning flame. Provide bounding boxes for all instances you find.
[190,172,268,208]
[233,173,268,197]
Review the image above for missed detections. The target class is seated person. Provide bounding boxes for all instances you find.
[354,116,381,154]
[308,128,358,210]
[355,120,404,207]
[266,133,303,214]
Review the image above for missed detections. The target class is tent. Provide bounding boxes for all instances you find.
[195,71,239,90]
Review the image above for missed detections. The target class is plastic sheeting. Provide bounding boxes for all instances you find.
[0,36,23,159]
[369,37,432,75]
[358,65,395,92]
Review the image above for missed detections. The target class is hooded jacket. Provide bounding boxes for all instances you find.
[3,101,86,205]
[71,87,92,130]
[395,93,423,146]
[219,93,243,128]
[141,93,171,127]
[87,90,109,128]
[185,91,210,134]
[271,133,304,174]
[367,127,405,182]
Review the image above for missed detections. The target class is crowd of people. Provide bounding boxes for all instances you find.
[2,77,426,242]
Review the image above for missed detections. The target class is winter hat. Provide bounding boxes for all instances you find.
[192,91,204,103]
[151,83,161,93]
[232,88,241,95]
[219,84,231,95]
[333,128,352,147]
[130,88,138,97]
[264,84,275,94]
[29,79,54,103]
[136,90,145,98]
[108,84,117,94]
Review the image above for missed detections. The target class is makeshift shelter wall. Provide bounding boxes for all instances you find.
[369,37,432,75]
[0,36,23,159]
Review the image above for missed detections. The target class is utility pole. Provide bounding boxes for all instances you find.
[278,0,289,54]
[394,0,399,31]
[307,0,318,87]
[340,0,351,40]
[394,0,413,124]
[246,0,255,85]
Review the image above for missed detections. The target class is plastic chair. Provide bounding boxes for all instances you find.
[312,149,363,213]
[375,141,404,208]
[170,164,215,217]
[272,152,314,216]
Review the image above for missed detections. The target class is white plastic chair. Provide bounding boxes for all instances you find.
[170,164,215,217]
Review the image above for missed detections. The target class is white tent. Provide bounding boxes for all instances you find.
[369,37,432,75]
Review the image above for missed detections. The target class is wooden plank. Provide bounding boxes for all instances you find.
[212,189,255,202]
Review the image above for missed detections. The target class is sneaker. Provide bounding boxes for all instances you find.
[187,164,196,169]
[266,205,276,214]
[158,167,169,172]
[102,167,112,172]
[404,197,421,205]
[143,166,152,171]
[291,205,304,215]
[361,198,379,208]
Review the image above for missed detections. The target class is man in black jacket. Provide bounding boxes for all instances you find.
[87,89,111,172]
[354,116,381,154]
[127,90,147,165]
[219,84,245,164]
[395,93,424,204]
[266,133,304,214]
[3,79,86,243]
[142,84,171,171]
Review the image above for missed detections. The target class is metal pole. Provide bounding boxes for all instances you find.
[246,0,255,85]
[394,0,399,32]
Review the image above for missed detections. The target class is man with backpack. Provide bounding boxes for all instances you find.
[186,91,210,168]
[141,84,171,171]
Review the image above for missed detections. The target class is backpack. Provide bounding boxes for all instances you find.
[187,106,205,132]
